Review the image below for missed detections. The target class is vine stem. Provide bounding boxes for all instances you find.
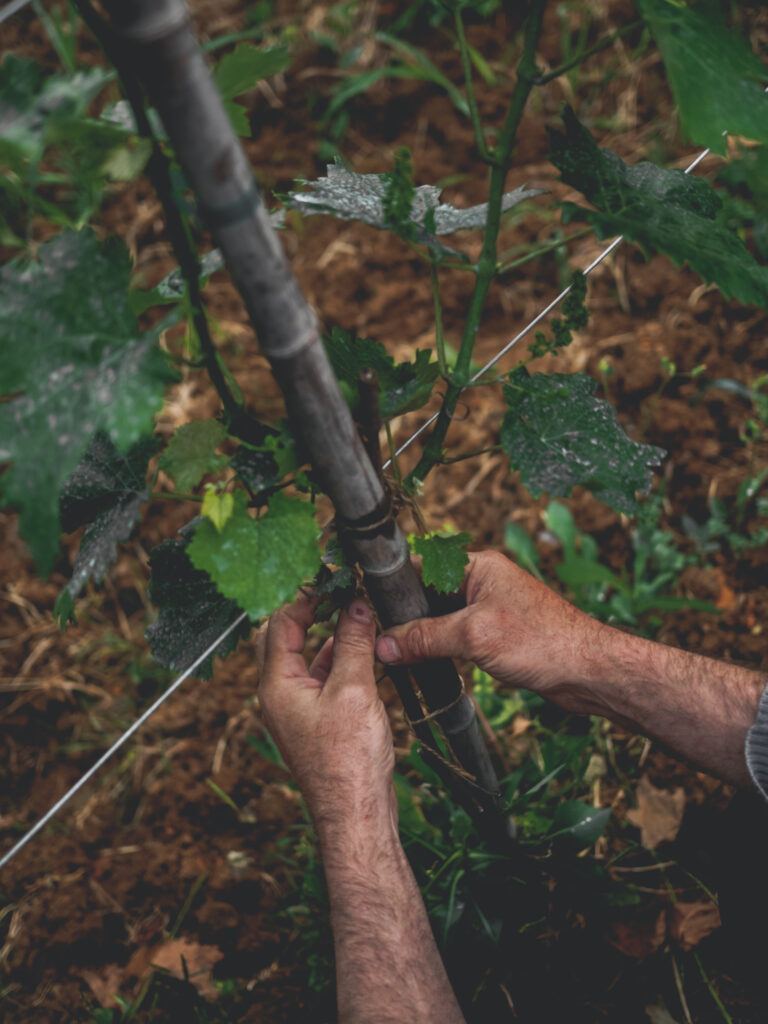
[406,0,546,488]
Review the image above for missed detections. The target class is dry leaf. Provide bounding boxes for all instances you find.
[607,908,667,959]
[80,964,124,1007]
[670,901,721,951]
[150,937,224,1000]
[626,775,685,849]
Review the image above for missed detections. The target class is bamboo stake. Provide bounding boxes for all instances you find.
[104,0,511,844]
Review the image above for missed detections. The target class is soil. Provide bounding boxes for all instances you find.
[1,1,768,1022]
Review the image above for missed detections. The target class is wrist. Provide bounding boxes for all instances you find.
[313,784,399,862]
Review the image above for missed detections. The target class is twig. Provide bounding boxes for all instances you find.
[534,20,643,85]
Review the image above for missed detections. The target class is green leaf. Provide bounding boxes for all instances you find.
[503,522,541,578]
[0,55,112,163]
[213,43,291,99]
[323,327,439,419]
[187,491,321,620]
[501,368,664,515]
[146,532,250,679]
[410,532,472,594]
[635,0,768,154]
[201,486,235,532]
[285,162,542,259]
[55,432,158,623]
[549,107,768,308]
[159,419,229,493]
[0,229,177,574]
[550,800,611,849]
[55,432,157,622]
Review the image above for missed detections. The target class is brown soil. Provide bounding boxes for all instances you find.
[2,2,768,1022]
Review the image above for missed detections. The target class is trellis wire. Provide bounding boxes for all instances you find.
[0,4,752,869]
[0,0,32,25]
[0,612,248,871]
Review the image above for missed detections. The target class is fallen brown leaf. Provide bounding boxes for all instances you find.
[670,901,721,951]
[80,964,124,1008]
[150,937,224,1000]
[607,907,667,959]
[626,775,685,849]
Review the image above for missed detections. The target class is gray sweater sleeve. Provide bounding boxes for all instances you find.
[745,679,768,801]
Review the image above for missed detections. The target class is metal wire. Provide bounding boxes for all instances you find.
[0,611,248,871]
[0,0,32,25]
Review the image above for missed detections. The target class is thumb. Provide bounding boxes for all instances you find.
[326,599,376,690]
[376,609,471,666]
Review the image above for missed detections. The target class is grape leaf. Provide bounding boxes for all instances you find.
[201,487,234,532]
[501,368,665,514]
[54,432,158,624]
[0,229,177,574]
[323,327,439,419]
[410,532,472,595]
[159,419,229,493]
[548,107,768,308]
[284,163,543,258]
[0,55,113,163]
[146,534,250,679]
[635,0,768,155]
[187,491,321,621]
[230,422,298,494]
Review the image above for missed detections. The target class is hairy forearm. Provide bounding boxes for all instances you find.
[551,623,767,785]
[317,809,465,1024]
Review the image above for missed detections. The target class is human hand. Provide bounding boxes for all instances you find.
[374,550,604,709]
[257,593,396,835]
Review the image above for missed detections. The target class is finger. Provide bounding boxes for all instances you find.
[308,636,334,684]
[375,607,472,666]
[323,599,376,694]
[254,620,270,680]
[263,592,320,685]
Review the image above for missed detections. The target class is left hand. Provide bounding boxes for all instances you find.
[256,593,396,832]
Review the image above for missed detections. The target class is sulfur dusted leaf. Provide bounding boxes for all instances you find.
[0,229,177,574]
[230,422,299,494]
[323,327,438,419]
[284,162,542,258]
[54,433,158,625]
[146,532,250,678]
[549,107,768,308]
[159,419,229,493]
[410,532,472,595]
[501,368,664,515]
[635,0,768,155]
[187,491,321,621]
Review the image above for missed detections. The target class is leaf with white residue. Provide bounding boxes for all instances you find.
[284,163,543,258]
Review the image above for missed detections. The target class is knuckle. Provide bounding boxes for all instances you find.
[406,622,433,660]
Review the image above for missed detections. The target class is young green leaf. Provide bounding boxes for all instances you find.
[187,491,321,620]
[284,163,542,258]
[201,486,235,532]
[54,432,158,625]
[548,107,768,308]
[503,522,541,580]
[410,532,473,595]
[501,368,664,515]
[323,327,438,419]
[0,229,177,574]
[146,533,250,679]
[635,0,768,155]
[159,419,229,493]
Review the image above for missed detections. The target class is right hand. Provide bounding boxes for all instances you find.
[374,550,604,705]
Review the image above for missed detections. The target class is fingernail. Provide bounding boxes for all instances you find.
[376,636,401,663]
[348,600,372,623]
